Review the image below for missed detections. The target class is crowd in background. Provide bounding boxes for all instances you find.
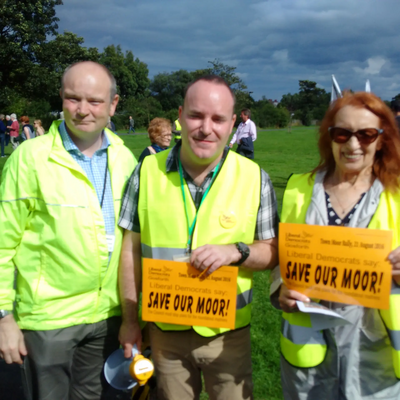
[0,114,45,157]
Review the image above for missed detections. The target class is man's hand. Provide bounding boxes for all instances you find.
[388,246,400,285]
[279,284,310,313]
[229,143,233,148]
[119,320,142,358]
[190,244,241,277]
[0,315,27,364]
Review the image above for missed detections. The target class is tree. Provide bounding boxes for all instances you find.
[207,59,247,92]
[0,0,63,92]
[279,81,330,126]
[392,94,400,102]
[100,45,149,106]
[252,98,289,128]
[150,69,194,111]
[279,93,300,114]
[35,31,100,110]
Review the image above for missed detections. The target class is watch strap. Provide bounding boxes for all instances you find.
[0,310,12,319]
[235,242,250,265]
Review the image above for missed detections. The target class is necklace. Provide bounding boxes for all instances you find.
[329,189,360,216]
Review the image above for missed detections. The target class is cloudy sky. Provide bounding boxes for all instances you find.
[56,0,400,101]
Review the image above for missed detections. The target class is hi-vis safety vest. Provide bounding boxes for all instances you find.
[174,119,182,139]
[280,173,400,377]
[138,149,261,337]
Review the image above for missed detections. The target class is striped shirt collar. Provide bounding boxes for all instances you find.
[58,121,110,154]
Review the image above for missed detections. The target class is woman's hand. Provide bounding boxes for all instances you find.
[279,284,310,313]
[388,247,400,285]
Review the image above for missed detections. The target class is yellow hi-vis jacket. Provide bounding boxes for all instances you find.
[174,119,182,139]
[138,148,261,337]
[0,121,137,330]
[280,173,400,377]
[174,119,182,131]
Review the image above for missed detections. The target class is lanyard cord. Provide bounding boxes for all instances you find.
[100,156,108,209]
[178,150,221,253]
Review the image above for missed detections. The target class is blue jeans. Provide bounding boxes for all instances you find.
[128,126,135,133]
[0,133,5,156]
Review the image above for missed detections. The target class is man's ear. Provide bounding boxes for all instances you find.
[178,105,183,119]
[110,95,119,116]
[230,113,237,131]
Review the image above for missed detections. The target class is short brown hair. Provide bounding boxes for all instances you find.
[61,61,117,100]
[241,108,251,118]
[184,75,236,111]
[20,115,29,124]
[148,118,171,144]
[314,91,400,191]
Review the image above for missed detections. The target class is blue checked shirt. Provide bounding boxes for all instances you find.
[59,122,115,236]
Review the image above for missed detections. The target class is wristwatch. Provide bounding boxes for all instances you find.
[0,310,12,319]
[235,242,250,265]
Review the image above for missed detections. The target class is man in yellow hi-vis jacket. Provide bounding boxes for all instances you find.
[118,75,279,400]
[0,61,136,399]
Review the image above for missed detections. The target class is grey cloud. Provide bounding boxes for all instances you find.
[55,0,400,100]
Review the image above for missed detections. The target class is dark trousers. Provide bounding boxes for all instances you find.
[21,317,123,400]
[0,133,5,156]
[236,145,254,160]
[236,136,254,160]
[5,133,10,146]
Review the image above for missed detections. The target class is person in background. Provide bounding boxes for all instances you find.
[271,91,400,400]
[5,115,11,147]
[0,114,6,158]
[172,118,182,143]
[34,120,45,136]
[229,108,257,159]
[107,117,116,133]
[128,115,135,134]
[390,99,400,131]
[138,117,172,162]
[9,113,19,150]
[20,116,35,141]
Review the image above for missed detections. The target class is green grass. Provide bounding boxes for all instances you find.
[0,127,321,400]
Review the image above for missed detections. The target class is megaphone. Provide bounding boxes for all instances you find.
[104,346,154,390]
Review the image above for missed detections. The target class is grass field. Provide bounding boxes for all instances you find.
[0,127,321,399]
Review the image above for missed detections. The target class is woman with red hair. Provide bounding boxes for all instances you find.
[274,92,400,399]
[20,116,35,141]
[138,118,172,162]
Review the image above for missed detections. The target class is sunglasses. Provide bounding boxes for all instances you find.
[329,127,383,144]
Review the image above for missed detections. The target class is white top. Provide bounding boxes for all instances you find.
[230,119,257,145]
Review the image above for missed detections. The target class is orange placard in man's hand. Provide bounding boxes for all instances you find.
[279,223,393,309]
[142,258,238,329]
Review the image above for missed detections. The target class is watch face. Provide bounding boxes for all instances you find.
[238,242,250,255]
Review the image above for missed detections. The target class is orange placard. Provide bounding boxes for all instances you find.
[279,223,393,309]
[142,258,238,329]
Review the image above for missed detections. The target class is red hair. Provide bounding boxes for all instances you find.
[19,115,30,124]
[313,92,400,191]
[148,118,171,144]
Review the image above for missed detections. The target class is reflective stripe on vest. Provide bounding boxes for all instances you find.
[138,149,261,337]
[280,317,327,368]
[281,173,400,375]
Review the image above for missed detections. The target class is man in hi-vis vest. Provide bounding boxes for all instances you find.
[118,75,279,400]
[172,118,182,143]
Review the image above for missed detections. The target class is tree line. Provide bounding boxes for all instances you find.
[1,0,335,130]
